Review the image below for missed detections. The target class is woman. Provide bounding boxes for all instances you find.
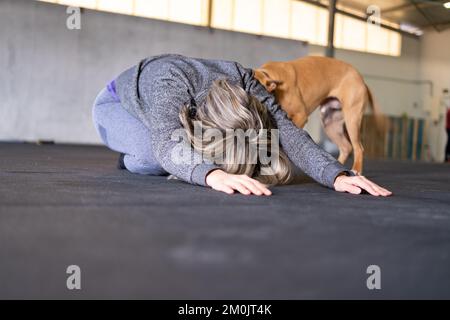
[92,54,391,197]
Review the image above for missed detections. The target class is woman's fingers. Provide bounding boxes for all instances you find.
[343,182,362,194]
[237,176,262,195]
[360,176,392,196]
[357,176,392,196]
[241,176,272,196]
[352,176,391,196]
[216,184,234,194]
[351,177,380,196]
[211,182,234,194]
[229,181,251,195]
[241,179,263,195]
[335,174,392,197]
[222,175,272,196]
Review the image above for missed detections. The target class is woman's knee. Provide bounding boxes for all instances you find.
[123,154,166,176]
[92,88,118,125]
[92,103,110,145]
[91,88,125,147]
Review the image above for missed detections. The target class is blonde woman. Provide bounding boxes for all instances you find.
[92,54,391,197]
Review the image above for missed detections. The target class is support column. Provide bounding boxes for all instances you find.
[326,0,337,58]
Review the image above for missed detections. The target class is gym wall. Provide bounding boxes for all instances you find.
[0,0,308,144]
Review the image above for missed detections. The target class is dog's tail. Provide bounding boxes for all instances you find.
[365,84,386,134]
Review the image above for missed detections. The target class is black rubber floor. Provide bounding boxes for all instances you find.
[1,143,449,299]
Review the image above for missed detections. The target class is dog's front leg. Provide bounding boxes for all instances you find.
[291,112,308,128]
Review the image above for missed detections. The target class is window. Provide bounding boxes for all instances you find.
[97,0,134,15]
[262,0,290,39]
[56,0,96,10]
[336,14,367,51]
[290,1,328,45]
[134,0,169,20]
[38,0,402,56]
[169,0,209,26]
[211,0,233,30]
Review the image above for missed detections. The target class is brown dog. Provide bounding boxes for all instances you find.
[254,56,384,174]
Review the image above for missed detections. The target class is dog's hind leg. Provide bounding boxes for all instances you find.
[341,97,365,174]
[320,99,353,165]
[291,110,308,128]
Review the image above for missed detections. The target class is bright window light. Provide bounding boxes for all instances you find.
[37,0,402,57]
[97,0,134,15]
[400,22,424,36]
[58,0,97,9]
[388,31,402,56]
[134,0,169,20]
[291,1,318,44]
[342,16,366,51]
[334,13,344,48]
[211,0,233,30]
[169,0,208,26]
[263,0,290,39]
[233,0,262,35]
[315,7,329,46]
[444,2,450,9]
[334,13,401,56]
[367,23,391,55]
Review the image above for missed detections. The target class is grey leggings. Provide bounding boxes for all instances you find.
[92,87,167,175]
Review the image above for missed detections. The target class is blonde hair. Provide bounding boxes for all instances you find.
[179,79,292,185]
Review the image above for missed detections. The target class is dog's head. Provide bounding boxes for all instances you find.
[253,69,282,93]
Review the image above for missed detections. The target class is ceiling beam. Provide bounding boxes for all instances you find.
[411,0,441,32]
[326,0,337,57]
[298,0,420,38]
[383,2,414,14]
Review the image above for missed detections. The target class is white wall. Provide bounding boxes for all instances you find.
[0,0,307,144]
[2,0,448,162]
[420,28,450,162]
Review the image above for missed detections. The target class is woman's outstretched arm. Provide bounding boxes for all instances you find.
[137,68,220,186]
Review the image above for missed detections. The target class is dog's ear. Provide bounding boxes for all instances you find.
[254,69,282,93]
[266,79,282,92]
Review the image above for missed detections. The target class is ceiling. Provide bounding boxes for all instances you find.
[322,0,450,32]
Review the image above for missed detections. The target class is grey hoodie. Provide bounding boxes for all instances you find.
[115,54,351,188]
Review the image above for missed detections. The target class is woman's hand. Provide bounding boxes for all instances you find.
[334,173,392,196]
[206,170,272,196]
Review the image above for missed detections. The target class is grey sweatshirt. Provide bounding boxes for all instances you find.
[115,54,351,188]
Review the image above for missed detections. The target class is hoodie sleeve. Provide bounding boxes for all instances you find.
[137,68,219,186]
[240,66,353,188]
